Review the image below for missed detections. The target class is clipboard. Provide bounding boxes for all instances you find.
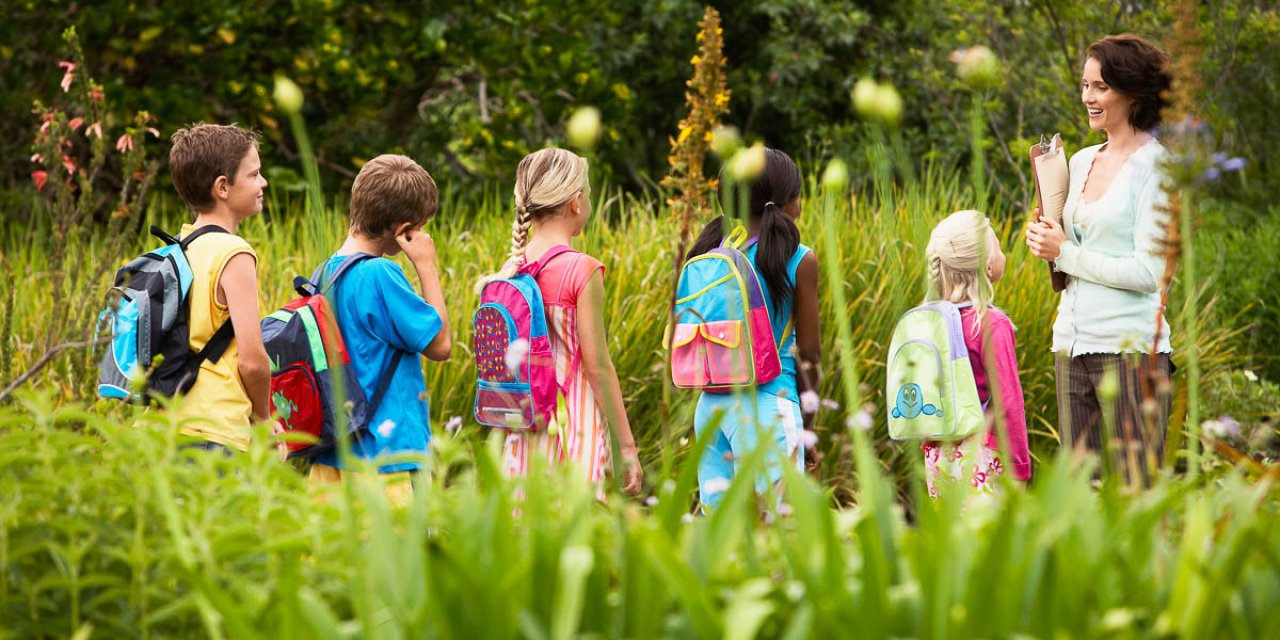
[1030,133,1068,292]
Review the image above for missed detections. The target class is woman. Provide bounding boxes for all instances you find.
[1026,34,1175,483]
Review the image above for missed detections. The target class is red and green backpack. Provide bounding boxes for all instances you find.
[262,254,402,458]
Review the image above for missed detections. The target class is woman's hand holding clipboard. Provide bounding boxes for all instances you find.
[1030,134,1069,292]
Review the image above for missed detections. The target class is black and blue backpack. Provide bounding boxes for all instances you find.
[96,225,236,401]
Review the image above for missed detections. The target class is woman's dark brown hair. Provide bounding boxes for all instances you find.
[1087,34,1173,132]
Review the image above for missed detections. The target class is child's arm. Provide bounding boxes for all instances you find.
[395,224,452,361]
[576,270,643,495]
[792,252,822,433]
[988,318,1031,480]
[219,253,270,423]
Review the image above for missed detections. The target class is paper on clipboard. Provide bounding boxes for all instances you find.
[1030,133,1069,292]
[1030,133,1068,226]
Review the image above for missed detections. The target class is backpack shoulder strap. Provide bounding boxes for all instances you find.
[176,224,230,250]
[524,245,579,278]
[311,253,377,293]
[187,318,236,372]
[369,351,406,411]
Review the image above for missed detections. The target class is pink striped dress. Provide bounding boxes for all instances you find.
[502,249,612,487]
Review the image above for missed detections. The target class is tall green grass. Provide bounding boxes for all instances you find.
[0,169,1248,494]
[0,395,1276,638]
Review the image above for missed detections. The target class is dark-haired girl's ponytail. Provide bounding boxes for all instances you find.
[755,201,801,310]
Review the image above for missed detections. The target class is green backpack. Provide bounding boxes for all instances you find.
[886,301,985,441]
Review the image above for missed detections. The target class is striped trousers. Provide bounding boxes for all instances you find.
[1055,352,1174,484]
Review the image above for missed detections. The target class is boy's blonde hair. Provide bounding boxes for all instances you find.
[169,123,260,212]
[349,154,438,237]
[925,209,1000,328]
[476,148,589,292]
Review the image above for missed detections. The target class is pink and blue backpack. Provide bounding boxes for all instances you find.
[473,246,577,430]
[670,225,782,391]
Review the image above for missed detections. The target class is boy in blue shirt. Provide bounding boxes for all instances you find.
[309,154,452,501]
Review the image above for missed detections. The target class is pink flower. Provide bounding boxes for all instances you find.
[30,153,43,163]
[88,85,104,102]
[799,429,819,450]
[59,61,75,92]
[376,419,397,438]
[444,416,463,433]
[799,390,820,415]
[61,154,76,173]
[145,127,160,138]
[32,170,48,191]
[86,122,103,139]
[68,117,84,131]
[115,134,133,153]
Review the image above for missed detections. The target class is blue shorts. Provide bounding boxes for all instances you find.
[694,389,803,510]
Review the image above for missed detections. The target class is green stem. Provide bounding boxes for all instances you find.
[1181,188,1200,478]
[288,112,325,220]
[968,94,987,208]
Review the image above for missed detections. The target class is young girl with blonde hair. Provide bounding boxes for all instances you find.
[921,210,1031,497]
[478,148,643,495]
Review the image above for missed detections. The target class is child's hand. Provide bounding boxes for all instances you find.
[272,420,289,463]
[619,445,644,496]
[394,222,437,266]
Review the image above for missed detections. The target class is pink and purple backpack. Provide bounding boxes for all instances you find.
[670,225,782,391]
[473,246,576,430]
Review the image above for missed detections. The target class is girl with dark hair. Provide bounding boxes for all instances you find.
[1026,34,1175,483]
[687,147,822,510]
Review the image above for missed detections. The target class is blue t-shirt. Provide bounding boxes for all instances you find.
[312,255,442,472]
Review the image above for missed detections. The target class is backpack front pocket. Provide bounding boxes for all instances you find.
[271,363,325,452]
[701,321,751,385]
[670,321,752,388]
[474,379,535,429]
[474,303,519,383]
[670,323,708,388]
[887,339,949,440]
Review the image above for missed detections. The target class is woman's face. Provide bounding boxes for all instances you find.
[1081,57,1135,133]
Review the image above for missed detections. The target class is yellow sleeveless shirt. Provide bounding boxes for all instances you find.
[172,224,258,450]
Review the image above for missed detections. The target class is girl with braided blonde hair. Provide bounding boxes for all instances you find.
[481,148,643,496]
[919,210,1031,498]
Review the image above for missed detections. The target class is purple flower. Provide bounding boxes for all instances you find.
[1220,157,1246,172]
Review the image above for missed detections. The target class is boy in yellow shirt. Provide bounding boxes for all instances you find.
[167,123,271,452]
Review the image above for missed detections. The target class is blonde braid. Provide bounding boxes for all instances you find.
[476,147,589,294]
[510,201,533,265]
[927,254,944,301]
